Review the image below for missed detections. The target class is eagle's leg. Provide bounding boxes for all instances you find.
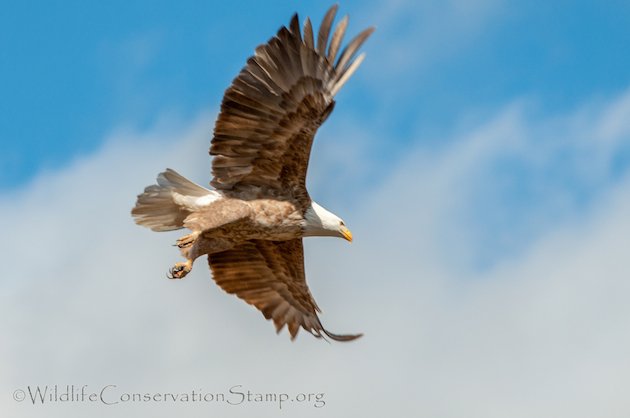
[176,231,199,250]
[167,231,200,279]
[168,233,233,279]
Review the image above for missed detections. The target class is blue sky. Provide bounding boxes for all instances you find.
[3,2,630,417]
[3,1,630,189]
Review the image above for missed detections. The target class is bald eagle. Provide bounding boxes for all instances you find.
[132,5,373,342]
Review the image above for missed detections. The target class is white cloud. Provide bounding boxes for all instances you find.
[2,87,630,417]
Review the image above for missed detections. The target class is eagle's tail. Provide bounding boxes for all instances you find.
[131,169,219,232]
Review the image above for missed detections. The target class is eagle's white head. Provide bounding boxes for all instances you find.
[303,201,353,242]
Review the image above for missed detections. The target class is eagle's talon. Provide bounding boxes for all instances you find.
[168,261,192,279]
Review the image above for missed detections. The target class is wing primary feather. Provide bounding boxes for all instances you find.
[320,322,363,342]
[334,26,375,71]
[289,13,301,42]
[317,5,338,56]
[288,320,300,340]
[323,330,363,342]
[287,15,306,78]
[331,52,365,96]
[327,15,348,64]
[303,17,314,49]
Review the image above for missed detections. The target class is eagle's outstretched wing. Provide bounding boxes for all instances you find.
[210,6,374,197]
[208,239,361,341]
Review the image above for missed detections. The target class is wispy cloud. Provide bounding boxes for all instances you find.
[364,0,505,79]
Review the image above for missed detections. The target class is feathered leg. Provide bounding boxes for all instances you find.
[168,233,234,279]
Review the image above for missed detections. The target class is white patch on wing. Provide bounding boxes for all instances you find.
[194,192,221,207]
[172,190,221,210]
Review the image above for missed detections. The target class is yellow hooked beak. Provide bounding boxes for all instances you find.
[340,225,353,242]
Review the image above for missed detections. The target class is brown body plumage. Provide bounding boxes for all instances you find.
[132,6,373,342]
